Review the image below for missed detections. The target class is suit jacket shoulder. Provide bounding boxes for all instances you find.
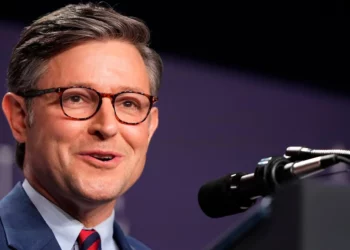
[0,182,61,250]
[126,235,152,250]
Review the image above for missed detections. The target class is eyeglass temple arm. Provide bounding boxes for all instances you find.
[16,88,59,97]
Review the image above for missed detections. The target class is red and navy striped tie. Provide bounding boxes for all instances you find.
[77,229,102,250]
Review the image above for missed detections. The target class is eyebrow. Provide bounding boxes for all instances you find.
[67,82,148,94]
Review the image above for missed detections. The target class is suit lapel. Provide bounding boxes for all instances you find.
[0,182,61,250]
[113,221,133,250]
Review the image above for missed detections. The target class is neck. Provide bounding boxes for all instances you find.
[60,200,116,228]
[25,172,116,228]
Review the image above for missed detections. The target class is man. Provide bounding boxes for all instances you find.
[0,2,162,250]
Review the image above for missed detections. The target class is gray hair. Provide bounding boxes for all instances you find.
[6,2,163,169]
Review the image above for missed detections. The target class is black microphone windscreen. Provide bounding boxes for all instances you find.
[198,173,250,218]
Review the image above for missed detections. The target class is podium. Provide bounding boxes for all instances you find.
[205,179,350,250]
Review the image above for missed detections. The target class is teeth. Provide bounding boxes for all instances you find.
[91,154,114,161]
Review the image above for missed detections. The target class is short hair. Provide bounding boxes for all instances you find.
[6,2,163,169]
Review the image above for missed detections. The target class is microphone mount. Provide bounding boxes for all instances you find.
[285,146,350,162]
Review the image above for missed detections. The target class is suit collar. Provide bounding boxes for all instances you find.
[0,182,60,250]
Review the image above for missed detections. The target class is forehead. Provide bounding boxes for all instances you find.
[37,39,150,93]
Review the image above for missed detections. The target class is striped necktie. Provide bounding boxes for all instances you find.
[77,229,102,250]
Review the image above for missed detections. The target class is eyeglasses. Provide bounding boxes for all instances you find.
[17,86,158,125]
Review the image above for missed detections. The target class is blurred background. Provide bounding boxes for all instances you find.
[0,1,348,250]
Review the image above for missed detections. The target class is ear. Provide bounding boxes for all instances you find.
[2,92,29,143]
[147,107,159,143]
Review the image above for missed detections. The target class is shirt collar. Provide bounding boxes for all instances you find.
[22,179,116,250]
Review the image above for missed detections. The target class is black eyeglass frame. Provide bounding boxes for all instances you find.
[16,86,158,125]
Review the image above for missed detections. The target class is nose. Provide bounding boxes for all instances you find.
[88,97,118,139]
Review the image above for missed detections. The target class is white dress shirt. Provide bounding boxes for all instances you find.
[22,179,118,250]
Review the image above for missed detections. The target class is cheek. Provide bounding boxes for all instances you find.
[46,128,79,152]
[120,124,150,152]
[32,101,86,141]
[54,120,88,141]
[30,116,87,155]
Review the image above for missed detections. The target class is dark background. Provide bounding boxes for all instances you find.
[0,0,348,96]
[0,2,349,250]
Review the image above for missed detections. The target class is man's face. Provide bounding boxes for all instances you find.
[21,40,158,204]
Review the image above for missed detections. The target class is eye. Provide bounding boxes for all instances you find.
[62,88,96,106]
[68,95,83,103]
[115,95,142,110]
[122,100,137,108]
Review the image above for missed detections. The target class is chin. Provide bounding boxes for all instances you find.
[79,188,121,204]
[71,178,124,203]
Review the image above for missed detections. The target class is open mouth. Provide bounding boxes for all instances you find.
[89,154,115,162]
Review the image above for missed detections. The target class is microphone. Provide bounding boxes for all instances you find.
[198,154,340,218]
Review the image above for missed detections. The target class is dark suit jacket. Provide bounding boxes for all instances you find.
[0,182,151,250]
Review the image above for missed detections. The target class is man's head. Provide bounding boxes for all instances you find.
[2,3,162,206]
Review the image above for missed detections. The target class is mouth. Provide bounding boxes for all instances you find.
[79,151,123,166]
[89,154,115,162]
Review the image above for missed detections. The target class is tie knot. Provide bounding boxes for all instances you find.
[78,229,101,250]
